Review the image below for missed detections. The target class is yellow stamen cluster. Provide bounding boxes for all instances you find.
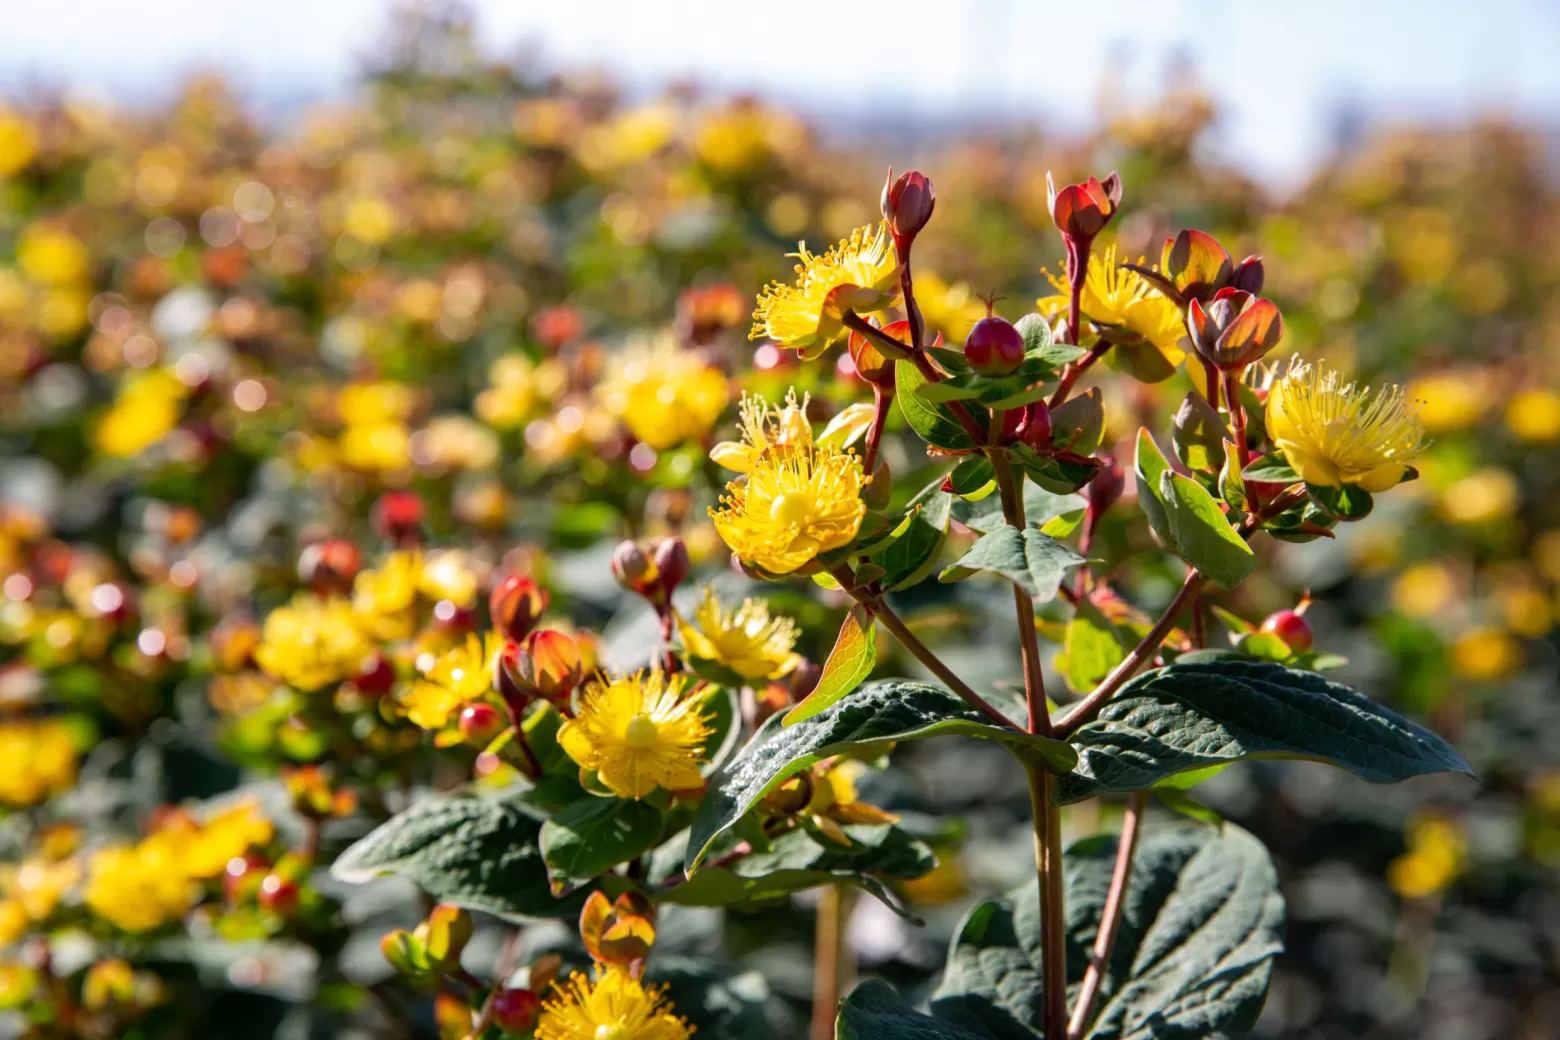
[1265,357,1426,491]
[536,967,691,1040]
[750,222,899,353]
[399,631,503,731]
[709,390,813,474]
[678,587,802,681]
[557,672,712,799]
[1039,244,1185,364]
[597,331,732,450]
[710,447,866,577]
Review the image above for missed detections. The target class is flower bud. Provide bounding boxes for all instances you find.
[652,536,690,598]
[418,904,473,969]
[491,988,541,1036]
[1046,171,1122,240]
[1259,608,1313,652]
[1187,289,1284,372]
[847,318,903,390]
[1160,229,1234,304]
[881,168,935,244]
[1230,255,1265,295]
[489,572,548,643]
[355,652,396,697]
[503,629,584,707]
[457,703,505,746]
[380,929,426,976]
[258,874,300,916]
[297,538,360,592]
[609,540,659,598]
[1020,401,1054,452]
[1085,455,1125,516]
[209,616,260,672]
[372,490,425,546]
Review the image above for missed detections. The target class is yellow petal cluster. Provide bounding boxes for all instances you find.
[678,587,802,681]
[94,369,189,459]
[0,719,79,807]
[557,672,711,799]
[751,222,898,353]
[253,594,371,691]
[536,967,691,1040]
[1265,357,1425,491]
[352,550,421,640]
[1038,244,1185,364]
[400,631,503,731]
[597,331,731,450]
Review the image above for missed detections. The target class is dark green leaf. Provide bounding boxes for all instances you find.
[1241,452,1298,483]
[1051,389,1104,455]
[939,525,1087,602]
[1170,392,1229,474]
[1056,658,1476,803]
[1307,483,1374,521]
[952,484,1085,535]
[838,981,994,1040]
[696,685,741,774]
[1009,444,1103,495]
[949,456,997,498]
[785,606,878,726]
[898,360,978,450]
[540,797,665,891]
[332,790,582,919]
[917,378,984,403]
[870,478,953,591]
[686,681,1076,871]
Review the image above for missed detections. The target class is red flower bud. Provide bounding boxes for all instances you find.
[489,573,548,643]
[1046,171,1122,240]
[502,630,583,707]
[457,703,505,746]
[963,310,1025,376]
[1186,288,1284,372]
[847,318,905,390]
[354,652,396,697]
[652,537,690,598]
[881,168,935,244]
[372,491,425,546]
[1230,255,1265,295]
[297,538,360,593]
[491,988,541,1035]
[1259,608,1313,652]
[1160,230,1234,304]
[258,874,300,916]
[1020,402,1054,452]
[1085,455,1125,516]
[609,540,659,598]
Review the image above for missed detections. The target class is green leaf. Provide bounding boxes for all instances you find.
[898,359,978,450]
[1055,657,1476,803]
[1159,471,1256,589]
[685,681,1076,871]
[1241,452,1298,483]
[1009,444,1102,495]
[1133,429,1174,546]
[949,455,997,498]
[1050,389,1104,455]
[870,478,953,591]
[1218,439,1246,511]
[939,525,1087,602]
[332,790,583,919]
[952,484,1085,535]
[980,382,1052,411]
[850,822,1284,1040]
[925,346,972,374]
[917,378,984,403]
[1016,313,1053,354]
[1059,603,1130,695]
[1307,483,1375,521]
[785,605,878,726]
[695,685,741,775]
[1170,392,1229,474]
[540,797,665,891]
[1105,338,1178,383]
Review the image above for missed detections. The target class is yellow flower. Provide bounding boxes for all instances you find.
[253,594,371,690]
[597,332,731,450]
[0,719,79,807]
[17,224,88,286]
[558,672,712,799]
[1265,358,1425,491]
[1452,626,1521,682]
[914,271,988,344]
[708,395,866,575]
[0,108,39,178]
[353,551,421,640]
[751,222,899,354]
[1390,562,1457,618]
[94,369,189,459]
[183,800,273,880]
[1387,814,1465,899]
[0,835,82,927]
[419,549,479,608]
[709,390,814,474]
[343,195,397,244]
[679,587,801,682]
[1038,245,1185,365]
[84,836,198,934]
[537,967,691,1040]
[1439,468,1519,526]
[1506,389,1560,443]
[401,631,502,730]
[1407,371,1489,434]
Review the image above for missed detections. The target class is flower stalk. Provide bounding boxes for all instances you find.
[1066,791,1147,1040]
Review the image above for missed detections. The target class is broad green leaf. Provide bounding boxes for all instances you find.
[870,478,953,591]
[1105,338,1178,383]
[1307,483,1374,521]
[1133,429,1174,546]
[1059,602,1130,695]
[650,962,779,1040]
[1009,444,1102,495]
[1016,312,1053,353]
[949,455,997,498]
[1241,452,1298,483]
[898,360,978,450]
[696,685,741,774]
[540,797,665,891]
[686,681,1076,871]
[785,605,878,726]
[939,525,1087,602]
[1051,388,1105,455]
[1055,657,1475,803]
[917,378,984,403]
[849,822,1284,1040]
[1160,471,1256,588]
[1170,391,1229,473]
[1218,438,1247,511]
[952,484,1085,534]
[332,790,582,919]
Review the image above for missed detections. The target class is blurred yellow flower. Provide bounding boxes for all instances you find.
[339,421,411,471]
[1387,814,1465,899]
[558,672,711,799]
[537,967,691,1040]
[750,223,898,353]
[0,109,38,178]
[181,800,273,880]
[1266,358,1425,491]
[678,587,801,681]
[1452,625,1521,682]
[1038,245,1185,365]
[1406,371,1489,434]
[476,355,566,431]
[343,195,397,244]
[1439,468,1518,526]
[417,415,500,470]
[401,631,501,731]
[353,551,421,640]
[598,333,731,450]
[17,224,88,286]
[253,594,370,690]
[914,272,988,345]
[419,549,479,608]
[0,719,79,807]
[1390,562,1457,619]
[94,369,189,459]
[0,832,82,936]
[1505,388,1560,443]
[84,836,198,933]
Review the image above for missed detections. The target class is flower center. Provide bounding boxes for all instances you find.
[595,1026,630,1040]
[623,713,660,749]
[768,491,812,527]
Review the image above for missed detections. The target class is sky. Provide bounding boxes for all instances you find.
[2,0,1558,184]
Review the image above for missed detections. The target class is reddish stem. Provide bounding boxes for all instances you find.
[862,386,891,474]
[1066,791,1147,1039]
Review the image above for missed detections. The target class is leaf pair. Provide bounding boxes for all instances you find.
[1135,429,1255,588]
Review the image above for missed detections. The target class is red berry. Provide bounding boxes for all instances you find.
[355,653,396,697]
[258,874,300,916]
[491,988,541,1035]
[372,491,425,545]
[458,703,505,746]
[1259,609,1313,652]
[963,313,1024,376]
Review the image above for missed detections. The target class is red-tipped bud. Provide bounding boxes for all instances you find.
[1085,455,1125,516]
[491,988,542,1035]
[1259,608,1314,653]
[1046,171,1122,240]
[1186,289,1284,372]
[503,629,584,707]
[963,310,1025,376]
[881,168,935,244]
[354,652,396,697]
[1230,255,1265,295]
[847,318,905,390]
[297,538,360,592]
[1160,229,1234,304]
[652,537,690,598]
[458,703,505,746]
[1020,402,1054,452]
[372,491,425,546]
[257,874,300,916]
[490,573,548,643]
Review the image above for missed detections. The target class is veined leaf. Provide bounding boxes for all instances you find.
[540,797,665,891]
[952,485,1085,535]
[1160,471,1256,589]
[898,360,979,450]
[870,478,953,591]
[939,524,1087,603]
[785,605,878,726]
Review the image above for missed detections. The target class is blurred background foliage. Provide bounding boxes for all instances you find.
[0,5,1557,1039]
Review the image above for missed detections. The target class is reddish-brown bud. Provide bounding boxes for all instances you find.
[652,537,690,598]
[881,168,935,244]
[1230,255,1265,295]
[963,310,1025,376]
[354,652,396,697]
[847,318,905,390]
[297,538,360,592]
[503,629,584,707]
[1019,402,1054,452]
[491,988,541,1035]
[1046,171,1122,240]
[372,491,425,545]
[1085,455,1125,516]
[457,703,505,746]
[609,540,658,598]
[418,904,473,968]
[1187,288,1284,372]
[1160,229,1234,304]
[257,874,300,916]
[489,573,548,643]
[1259,609,1313,652]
